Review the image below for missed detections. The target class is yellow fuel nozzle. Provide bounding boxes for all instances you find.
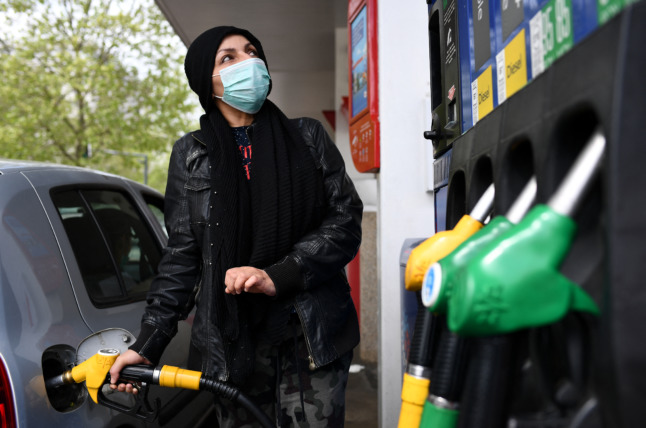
[44,348,273,427]
[48,350,204,403]
[404,214,485,291]
[404,184,494,292]
[70,349,120,403]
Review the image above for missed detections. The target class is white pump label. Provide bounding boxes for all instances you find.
[421,263,443,308]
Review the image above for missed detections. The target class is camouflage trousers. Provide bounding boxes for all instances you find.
[215,315,353,427]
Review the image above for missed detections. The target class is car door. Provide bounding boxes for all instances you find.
[24,168,214,427]
[25,169,155,332]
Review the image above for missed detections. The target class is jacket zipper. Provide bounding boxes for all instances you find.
[192,131,228,380]
[294,303,317,370]
[191,133,206,146]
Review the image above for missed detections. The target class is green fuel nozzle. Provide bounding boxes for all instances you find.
[421,176,537,313]
[447,205,599,335]
[442,129,604,336]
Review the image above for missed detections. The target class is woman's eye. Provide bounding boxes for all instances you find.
[221,55,232,63]
[248,50,257,56]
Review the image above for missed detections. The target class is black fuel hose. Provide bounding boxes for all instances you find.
[408,297,441,370]
[119,365,275,428]
[457,335,514,428]
[429,327,470,402]
[200,377,274,428]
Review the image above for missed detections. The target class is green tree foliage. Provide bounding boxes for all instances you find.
[0,0,197,191]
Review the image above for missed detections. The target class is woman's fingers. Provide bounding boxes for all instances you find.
[108,350,150,394]
[225,267,276,296]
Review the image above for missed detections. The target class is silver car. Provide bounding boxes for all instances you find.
[0,160,215,427]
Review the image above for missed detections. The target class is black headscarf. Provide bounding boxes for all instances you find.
[184,26,272,112]
[184,26,323,385]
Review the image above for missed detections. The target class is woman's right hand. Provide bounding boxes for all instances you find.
[109,349,152,395]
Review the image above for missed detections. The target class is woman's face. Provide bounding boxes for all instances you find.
[212,34,260,98]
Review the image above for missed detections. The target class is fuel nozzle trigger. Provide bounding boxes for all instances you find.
[98,364,160,422]
[98,378,160,422]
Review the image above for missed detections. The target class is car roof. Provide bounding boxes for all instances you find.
[0,158,102,175]
[0,158,159,192]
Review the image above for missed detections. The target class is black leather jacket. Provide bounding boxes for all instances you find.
[130,117,363,380]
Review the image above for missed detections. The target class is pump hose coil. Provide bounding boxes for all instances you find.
[199,377,273,428]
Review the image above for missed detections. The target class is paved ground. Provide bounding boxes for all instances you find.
[345,359,379,428]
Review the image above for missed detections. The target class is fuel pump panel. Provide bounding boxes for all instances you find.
[423,0,646,427]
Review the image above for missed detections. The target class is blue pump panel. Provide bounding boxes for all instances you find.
[441,0,618,138]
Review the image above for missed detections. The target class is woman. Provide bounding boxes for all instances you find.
[109,26,363,427]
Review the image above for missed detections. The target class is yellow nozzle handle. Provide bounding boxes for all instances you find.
[158,365,202,390]
[398,373,431,428]
[71,349,120,403]
[405,215,484,291]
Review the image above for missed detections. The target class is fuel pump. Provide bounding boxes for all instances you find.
[421,128,603,428]
[44,329,273,428]
[398,184,494,428]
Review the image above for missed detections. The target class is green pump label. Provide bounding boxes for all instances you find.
[597,0,623,24]
[528,0,573,78]
[544,0,574,68]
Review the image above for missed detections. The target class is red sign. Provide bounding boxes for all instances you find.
[348,0,379,173]
[350,113,379,173]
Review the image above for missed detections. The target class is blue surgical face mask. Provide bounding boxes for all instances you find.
[212,58,271,114]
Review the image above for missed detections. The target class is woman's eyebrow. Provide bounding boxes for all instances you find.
[216,43,256,56]
[216,47,236,55]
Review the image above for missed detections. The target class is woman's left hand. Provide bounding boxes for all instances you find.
[225,266,276,296]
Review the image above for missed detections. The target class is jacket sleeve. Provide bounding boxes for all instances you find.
[264,118,363,297]
[129,137,202,364]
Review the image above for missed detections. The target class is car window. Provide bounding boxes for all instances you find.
[52,189,162,308]
[143,194,167,238]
